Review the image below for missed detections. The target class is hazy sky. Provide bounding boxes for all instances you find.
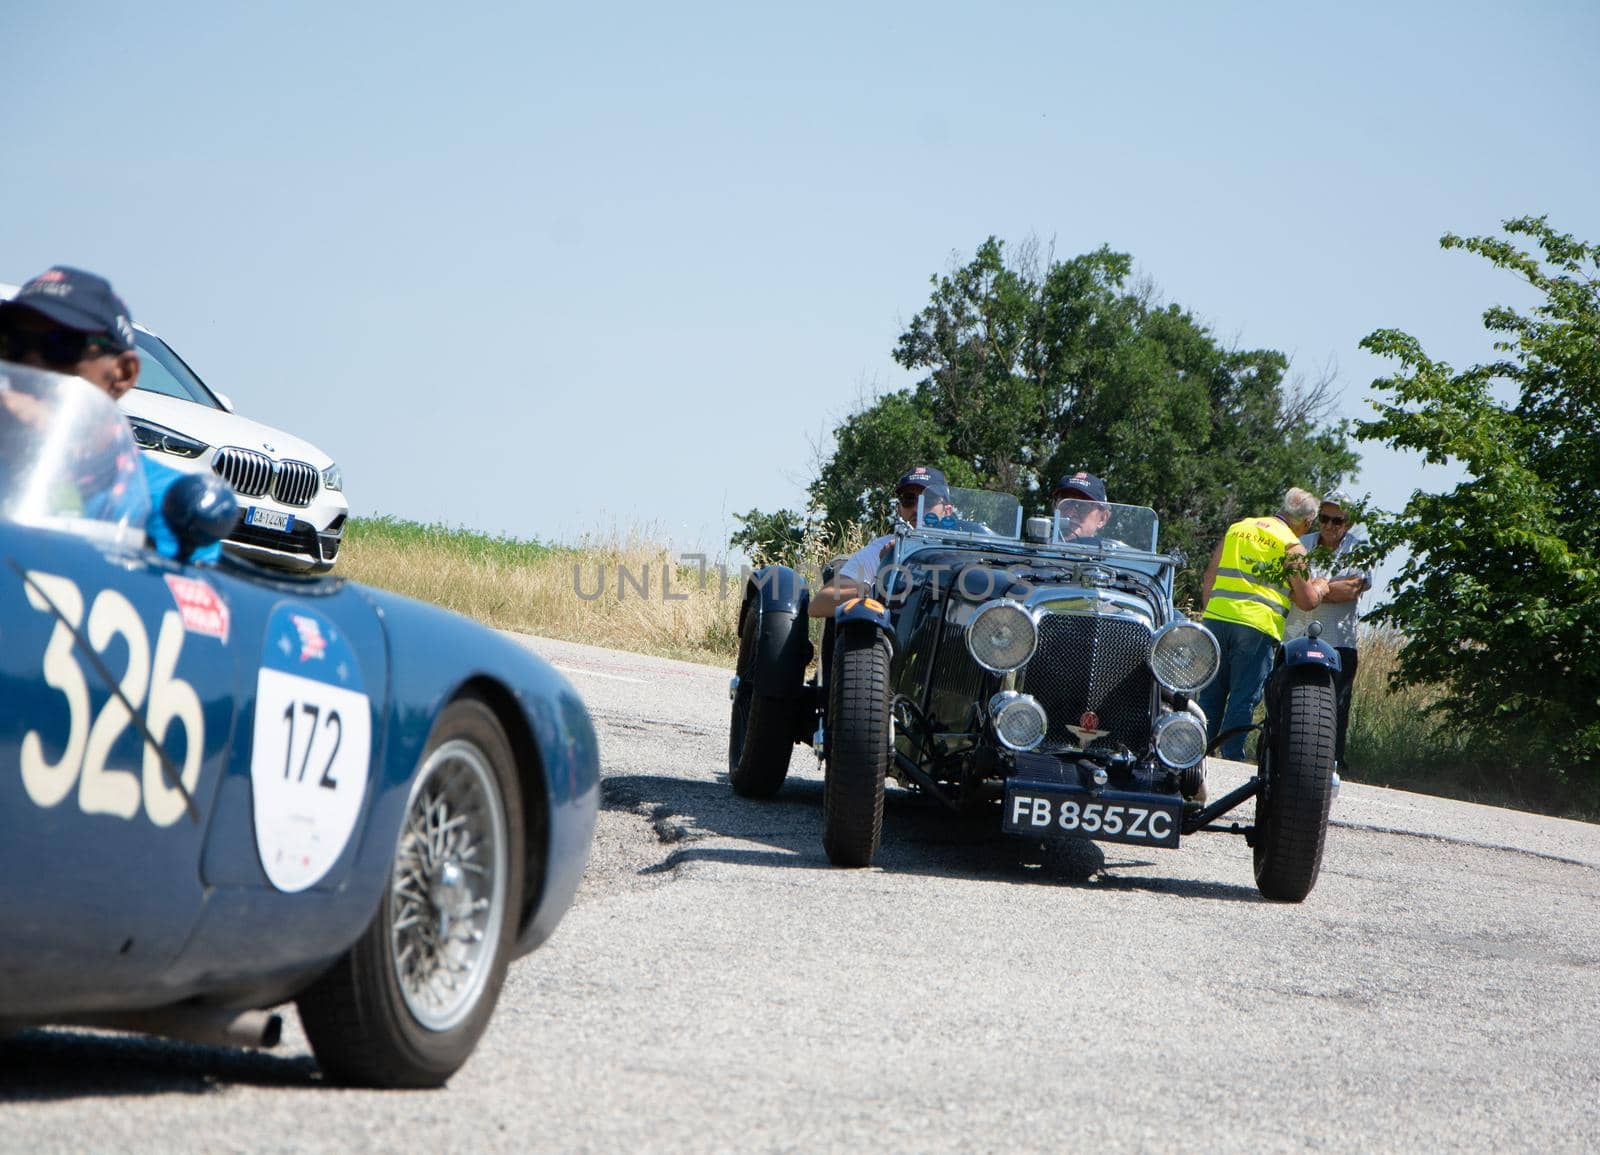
[3,2,1596,599]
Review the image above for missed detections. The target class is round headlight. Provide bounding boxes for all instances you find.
[1154,712,1208,769]
[965,600,1038,673]
[1150,621,1221,694]
[989,691,1047,751]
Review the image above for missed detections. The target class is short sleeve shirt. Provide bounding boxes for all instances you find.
[836,533,895,589]
[1284,525,1372,649]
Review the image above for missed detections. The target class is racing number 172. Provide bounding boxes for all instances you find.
[281,702,342,789]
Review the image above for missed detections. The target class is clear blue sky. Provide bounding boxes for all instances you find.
[3,2,1596,598]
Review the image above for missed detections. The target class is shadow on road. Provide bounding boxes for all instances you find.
[0,1029,321,1101]
[604,771,1262,903]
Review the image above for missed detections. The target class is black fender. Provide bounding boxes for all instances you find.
[1280,633,1342,677]
[740,565,811,699]
[833,596,895,659]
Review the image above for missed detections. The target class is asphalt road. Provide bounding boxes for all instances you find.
[4,635,1598,1153]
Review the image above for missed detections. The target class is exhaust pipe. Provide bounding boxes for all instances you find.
[64,1006,284,1050]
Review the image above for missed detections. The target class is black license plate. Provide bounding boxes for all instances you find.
[1002,781,1181,849]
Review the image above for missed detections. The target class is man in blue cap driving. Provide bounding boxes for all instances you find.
[809,466,953,617]
[0,266,222,561]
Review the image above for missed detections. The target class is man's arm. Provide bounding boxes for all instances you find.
[1320,574,1366,603]
[1198,540,1223,613]
[1285,544,1328,611]
[808,577,866,618]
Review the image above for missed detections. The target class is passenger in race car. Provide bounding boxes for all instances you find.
[808,466,953,617]
[0,267,221,562]
[1052,470,1111,540]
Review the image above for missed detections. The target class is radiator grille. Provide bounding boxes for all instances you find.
[212,447,272,497]
[1021,613,1154,754]
[272,460,319,507]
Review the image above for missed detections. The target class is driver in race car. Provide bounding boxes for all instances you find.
[1052,470,1111,540]
[808,466,953,617]
[0,267,221,562]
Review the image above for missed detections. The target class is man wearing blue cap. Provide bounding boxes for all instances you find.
[0,266,221,562]
[808,466,953,617]
[1051,470,1111,540]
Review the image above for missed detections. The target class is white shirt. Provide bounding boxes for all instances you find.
[836,533,896,589]
[1285,525,1373,649]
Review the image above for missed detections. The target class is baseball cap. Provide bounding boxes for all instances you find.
[894,466,948,496]
[1320,487,1353,509]
[1051,470,1107,503]
[1,267,136,352]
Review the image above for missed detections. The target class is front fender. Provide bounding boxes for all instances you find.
[741,565,811,698]
[1281,634,1342,676]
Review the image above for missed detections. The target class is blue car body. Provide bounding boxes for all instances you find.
[0,515,599,1024]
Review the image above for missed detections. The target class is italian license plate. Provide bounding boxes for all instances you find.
[246,507,294,533]
[1002,781,1182,849]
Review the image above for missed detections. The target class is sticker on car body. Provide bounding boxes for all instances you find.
[164,574,230,642]
[251,603,372,892]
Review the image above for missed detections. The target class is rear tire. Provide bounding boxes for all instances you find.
[1253,673,1336,902]
[822,627,891,867]
[728,607,797,799]
[297,697,525,1087]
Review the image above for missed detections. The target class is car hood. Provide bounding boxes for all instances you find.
[120,391,335,470]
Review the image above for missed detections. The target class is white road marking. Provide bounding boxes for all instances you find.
[555,664,647,684]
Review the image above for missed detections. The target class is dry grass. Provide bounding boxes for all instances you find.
[339,517,742,665]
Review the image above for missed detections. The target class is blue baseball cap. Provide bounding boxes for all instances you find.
[1052,470,1108,503]
[894,466,947,496]
[1,267,136,352]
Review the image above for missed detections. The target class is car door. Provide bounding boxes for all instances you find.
[0,520,241,1011]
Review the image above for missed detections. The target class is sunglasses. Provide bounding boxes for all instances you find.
[0,324,121,368]
[1318,514,1347,526]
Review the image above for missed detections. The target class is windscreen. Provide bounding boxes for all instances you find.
[0,361,150,540]
[133,329,221,406]
[1051,499,1160,552]
[916,486,1022,540]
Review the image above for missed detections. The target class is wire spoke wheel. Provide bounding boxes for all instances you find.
[390,738,509,1031]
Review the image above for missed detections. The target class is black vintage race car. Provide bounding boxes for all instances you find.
[727,487,1340,902]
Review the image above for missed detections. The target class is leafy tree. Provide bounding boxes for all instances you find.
[797,237,1357,604]
[1355,216,1600,803]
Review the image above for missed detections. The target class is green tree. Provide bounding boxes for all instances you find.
[1355,216,1600,803]
[798,237,1357,604]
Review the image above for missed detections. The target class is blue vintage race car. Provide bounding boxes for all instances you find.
[0,364,599,1087]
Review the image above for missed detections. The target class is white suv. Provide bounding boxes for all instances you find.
[2,283,348,572]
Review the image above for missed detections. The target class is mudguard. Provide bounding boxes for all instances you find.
[1281,633,1342,675]
[743,565,811,699]
[834,596,895,656]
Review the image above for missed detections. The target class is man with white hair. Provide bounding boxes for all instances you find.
[1197,487,1329,761]
[1286,488,1372,770]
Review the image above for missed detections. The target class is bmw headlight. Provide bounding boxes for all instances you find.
[965,600,1038,673]
[1150,620,1221,693]
[989,691,1047,751]
[130,419,208,459]
[1153,712,1208,769]
[321,463,343,492]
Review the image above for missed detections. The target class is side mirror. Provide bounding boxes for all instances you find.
[1024,516,1051,543]
[162,472,238,562]
[213,391,235,413]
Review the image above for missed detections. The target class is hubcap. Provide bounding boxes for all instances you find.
[390,737,509,1032]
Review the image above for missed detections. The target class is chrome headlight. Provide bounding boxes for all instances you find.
[1150,620,1221,693]
[965,599,1038,673]
[1153,712,1208,769]
[321,463,343,492]
[989,691,1047,752]
[130,419,208,459]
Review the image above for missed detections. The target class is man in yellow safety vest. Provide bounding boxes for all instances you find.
[1196,487,1329,760]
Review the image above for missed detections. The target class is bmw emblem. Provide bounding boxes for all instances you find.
[262,442,276,453]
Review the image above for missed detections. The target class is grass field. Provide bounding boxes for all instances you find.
[340,516,1592,821]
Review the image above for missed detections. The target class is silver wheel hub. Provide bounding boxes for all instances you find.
[390,737,509,1032]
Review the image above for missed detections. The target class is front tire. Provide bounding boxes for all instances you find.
[728,607,797,799]
[298,697,525,1087]
[1253,673,1337,902]
[822,627,891,867]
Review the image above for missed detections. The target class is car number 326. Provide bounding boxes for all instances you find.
[1004,790,1180,848]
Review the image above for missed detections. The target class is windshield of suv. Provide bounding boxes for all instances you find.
[1051,499,1159,552]
[915,486,1022,539]
[134,329,221,407]
[0,361,151,543]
